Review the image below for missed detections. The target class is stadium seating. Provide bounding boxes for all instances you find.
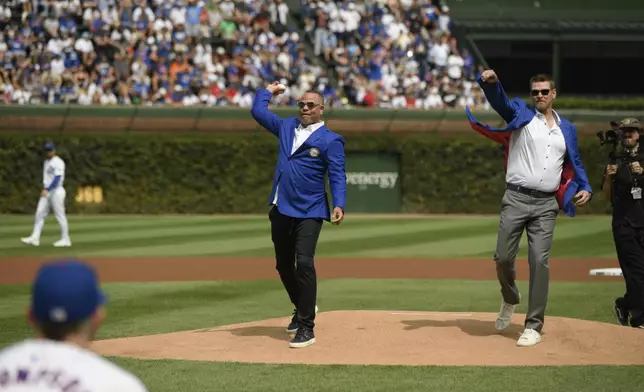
[296,0,488,109]
[0,0,489,110]
[0,0,330,107]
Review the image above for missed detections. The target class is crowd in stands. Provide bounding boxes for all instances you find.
[0,0,489,110]
[0,0,327,107]
[300,0,489,110]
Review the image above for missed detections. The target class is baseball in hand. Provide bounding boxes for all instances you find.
[268,81,287,95]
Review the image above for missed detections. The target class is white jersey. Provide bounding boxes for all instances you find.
[0,339,148,392]
[43,156,65,190]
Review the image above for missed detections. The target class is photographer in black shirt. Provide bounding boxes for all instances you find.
[600,118,644,329]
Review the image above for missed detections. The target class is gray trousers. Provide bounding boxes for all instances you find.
[494,188,559,332]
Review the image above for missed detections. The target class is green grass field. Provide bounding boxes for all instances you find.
[0,214,618,258]
[1,214,641,392]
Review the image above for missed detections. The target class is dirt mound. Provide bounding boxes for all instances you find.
[91,310,644,366]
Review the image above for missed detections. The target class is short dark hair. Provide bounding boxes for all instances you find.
[38,320,84,341]
[530,74,555,89]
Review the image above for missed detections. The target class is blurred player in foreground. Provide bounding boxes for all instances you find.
[0,259,149,391]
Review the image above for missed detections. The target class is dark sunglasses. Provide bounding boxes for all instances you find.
[297,101,320,109]
[530,89,550,97]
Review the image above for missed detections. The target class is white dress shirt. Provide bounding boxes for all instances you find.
[505,110,567,192]
[273,121,325,205]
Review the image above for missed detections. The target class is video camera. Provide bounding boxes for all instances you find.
[596,121,639,164]
[596,120,631,146]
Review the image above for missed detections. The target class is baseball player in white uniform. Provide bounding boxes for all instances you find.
[21,141,71,247]
[0,259,149,392]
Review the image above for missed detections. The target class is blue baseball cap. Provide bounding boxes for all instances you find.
[31,260,107,324]
[43,141,56,151]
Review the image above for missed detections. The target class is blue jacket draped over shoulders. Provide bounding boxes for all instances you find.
[465,76,592,217]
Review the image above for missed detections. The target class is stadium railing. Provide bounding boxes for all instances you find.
[0,105,642,135]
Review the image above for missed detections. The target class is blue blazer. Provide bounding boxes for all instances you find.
[250,88,347,221]
[465,76,592,217]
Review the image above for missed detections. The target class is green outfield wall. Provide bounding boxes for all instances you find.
[0,131,616,215]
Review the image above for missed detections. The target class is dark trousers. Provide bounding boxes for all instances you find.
[612,221,644,327]
[269,205,323,330]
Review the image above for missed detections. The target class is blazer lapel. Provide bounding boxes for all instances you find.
[560,124,574,162]
[294,125,326,155]
[285,120,297,155]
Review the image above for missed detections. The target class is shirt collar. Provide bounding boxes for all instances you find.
[536,109,561,126]
[297,120,325,132]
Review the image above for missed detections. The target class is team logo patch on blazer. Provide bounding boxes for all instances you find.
[309,147,320,157]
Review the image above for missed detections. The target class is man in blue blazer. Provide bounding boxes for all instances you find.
[465,70,592,347]
[251,81,347,349]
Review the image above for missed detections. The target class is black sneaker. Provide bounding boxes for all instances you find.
[613,303,629,326]
[289,327,316,348]
[286,309,298,333]
[631,315,644,329]
[285,305,319,333]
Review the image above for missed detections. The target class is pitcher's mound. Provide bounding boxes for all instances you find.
[92,310,644,366]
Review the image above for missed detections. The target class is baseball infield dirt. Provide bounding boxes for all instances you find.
[0,256,622,284]
[2,256,631,366]
[91,310,644,366]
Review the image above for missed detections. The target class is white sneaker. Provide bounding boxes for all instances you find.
[21,237,39,246]
[495,301,516,331]
[53,239,72,247]
[517,328,542,347]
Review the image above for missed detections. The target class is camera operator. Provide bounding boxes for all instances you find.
[601,117,644,329]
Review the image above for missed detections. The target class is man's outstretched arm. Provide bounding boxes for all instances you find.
[478,69,521,124]
[250,82,287,137]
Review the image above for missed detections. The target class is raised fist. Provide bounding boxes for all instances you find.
[480,69,498,83]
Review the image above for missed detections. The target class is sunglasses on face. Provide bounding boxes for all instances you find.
[530,89,550,97]
[297,101,320,110]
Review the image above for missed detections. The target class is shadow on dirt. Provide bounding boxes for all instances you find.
[195,325,292,342]
[401,318,538,340]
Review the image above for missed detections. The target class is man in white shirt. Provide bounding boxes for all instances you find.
[46,35,63,55]
[446,51,464,80]
[340,3,360,34]
[169,3,186,26]
[269,0,289,26]
[132,2,155,26]
[0,259,149,392]
[470,70,592,347]
[0,5,11,22]
[50,54,66,76]
[74,32,94,54]
[21,142,72,247]
[429,36,450,69]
